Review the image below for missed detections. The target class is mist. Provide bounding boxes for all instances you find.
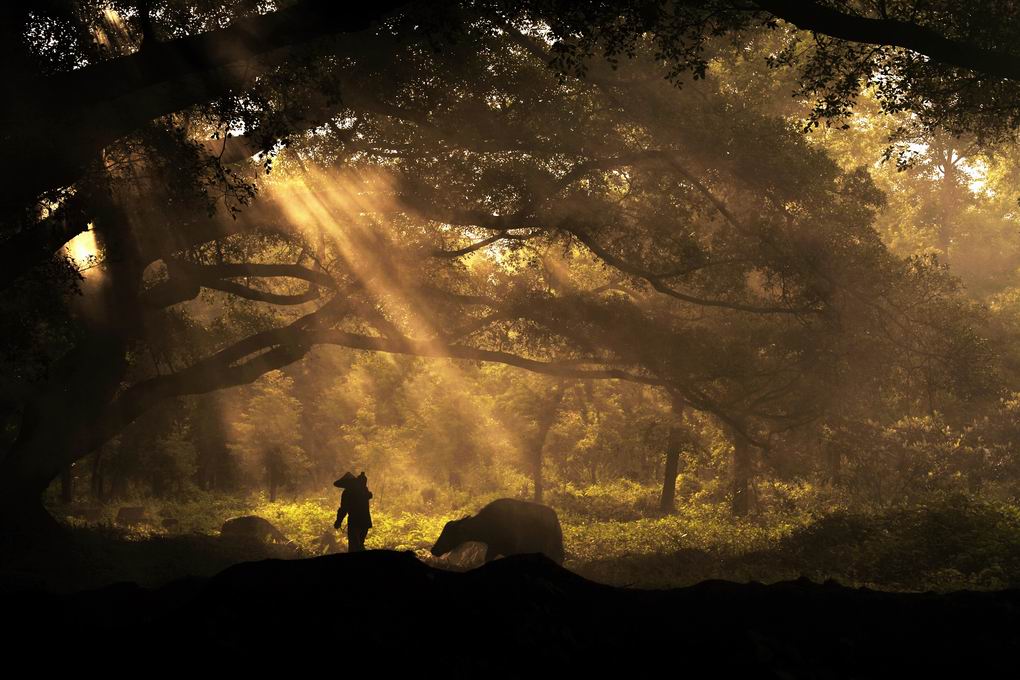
[5,1,1020,675]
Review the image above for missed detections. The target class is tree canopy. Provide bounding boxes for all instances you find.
[4,0,1020,533]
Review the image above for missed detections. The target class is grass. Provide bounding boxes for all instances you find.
[30,484,1020,593]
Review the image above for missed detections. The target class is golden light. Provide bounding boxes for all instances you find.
[266,165,529,458]
[93,8,133,54]
[65,225,99,275]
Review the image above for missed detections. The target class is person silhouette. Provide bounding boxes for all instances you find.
[333,471,373,552]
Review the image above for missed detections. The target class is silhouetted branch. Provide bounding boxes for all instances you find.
[309,329,668,386]
[564,224,816,315]
[753,0,1020,80]
[431,232,542,258]
[141,260,336,308]
[9,0,413,206]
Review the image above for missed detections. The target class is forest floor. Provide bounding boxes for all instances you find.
[4,549,1019,676]
[13,489,1020,593]
[5,493,1020,674]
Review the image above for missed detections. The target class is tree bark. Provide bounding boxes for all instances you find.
[0,180,142,538]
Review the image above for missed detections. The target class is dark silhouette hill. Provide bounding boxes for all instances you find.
[5,550,1019,676]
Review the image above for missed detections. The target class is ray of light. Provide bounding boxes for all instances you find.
[64,224,101,277]
[267,165,534,464]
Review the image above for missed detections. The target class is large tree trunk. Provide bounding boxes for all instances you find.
[0,487,65,549]
[731,435,752,517]
[0,185,142,540]
[0,337,129,538]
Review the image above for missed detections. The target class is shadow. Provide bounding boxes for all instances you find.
[4,550,1020,675]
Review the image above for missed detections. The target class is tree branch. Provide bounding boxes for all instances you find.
[8,0,413,207]
[141,260,336,308]
[753,0,1020,79]
[308,329,668,386]
[564,223,815,315]
[431,232,541,258]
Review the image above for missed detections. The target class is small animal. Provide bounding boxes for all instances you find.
[431,498,565,564]
[115,506,147,526]
[69,507,103,523]
[311,529,340,555]
[220,515,291,545]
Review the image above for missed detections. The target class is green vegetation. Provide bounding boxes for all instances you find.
[46,486,1020,593]
[10,2,1020,608]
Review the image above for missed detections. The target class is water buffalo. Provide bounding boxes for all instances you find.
[431,498,565,564]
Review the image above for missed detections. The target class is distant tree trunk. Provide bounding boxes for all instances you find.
[266,447,285,502]
[827,447,841,486]
[936,142,960,264]
[194,392,233,491]
[659,426,682,514]
[532,459,543,504]
[732,435,751,517]
[659,396,685,513]
[110,470,128,500]
[151,472,164,499]
[91,451,105,502]
[59,465,74,505]
[529,382,567,503]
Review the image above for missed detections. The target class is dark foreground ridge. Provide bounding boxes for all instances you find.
[6,550,1020,676]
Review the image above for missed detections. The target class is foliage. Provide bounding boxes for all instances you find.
[11,1,1020,600]
[48,486,1020,593]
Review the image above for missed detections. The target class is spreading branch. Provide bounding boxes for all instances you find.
[753,0,1020,80]
[8,0,413,207]
[141,260,336,308]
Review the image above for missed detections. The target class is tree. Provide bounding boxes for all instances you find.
[660,394,686,513]
[192,392,236,492]
[230,371,307,501]
[0,1,1002,535]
